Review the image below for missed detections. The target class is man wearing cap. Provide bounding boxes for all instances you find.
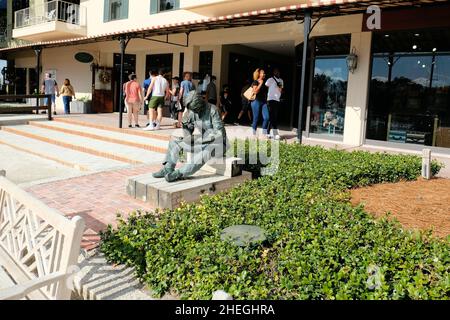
[152,90,228,182]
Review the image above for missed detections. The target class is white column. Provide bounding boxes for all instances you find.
[212,46,222,90]
[26,69,30,95]
[172,52,180,78]
[6,0,13,37]
[343,32,372,146]
[135,52,146,81]
[183,45,200,73]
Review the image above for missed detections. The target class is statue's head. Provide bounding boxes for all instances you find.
[184,90,206,114]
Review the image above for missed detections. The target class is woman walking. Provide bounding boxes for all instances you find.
[250,68,269,138]
[169,76,181,127]
[124,73,143,128]
[59,79,76,114]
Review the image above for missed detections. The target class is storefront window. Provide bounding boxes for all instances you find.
[309,35,350,136]
[367,29,450,148]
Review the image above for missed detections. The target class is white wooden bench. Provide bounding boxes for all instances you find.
[0,172,85,300]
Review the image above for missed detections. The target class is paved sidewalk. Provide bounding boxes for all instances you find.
[26,164,160,251]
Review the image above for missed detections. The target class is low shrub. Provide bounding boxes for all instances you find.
[100,143,449,299]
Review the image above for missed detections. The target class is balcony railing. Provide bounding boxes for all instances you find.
[14,1,86,29]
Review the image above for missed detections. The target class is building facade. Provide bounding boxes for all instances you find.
[1,0,450,152]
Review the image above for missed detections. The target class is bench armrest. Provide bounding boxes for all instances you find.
[0,271,69,300]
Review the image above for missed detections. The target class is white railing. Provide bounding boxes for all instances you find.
[14,0,87,29]
[0,172,85,300]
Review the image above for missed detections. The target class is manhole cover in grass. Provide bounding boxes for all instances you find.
[220,225,266,247]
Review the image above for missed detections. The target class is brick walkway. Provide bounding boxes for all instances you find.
[26,165,160,251]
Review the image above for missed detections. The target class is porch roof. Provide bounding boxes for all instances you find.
[1,0,449,53]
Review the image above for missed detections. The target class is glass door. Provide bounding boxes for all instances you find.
[309,57,349,136]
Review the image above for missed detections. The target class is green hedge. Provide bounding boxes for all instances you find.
[100,143,449,300]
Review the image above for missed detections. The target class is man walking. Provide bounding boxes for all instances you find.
[41,73,59,115]
[143,70,156,127]
[143,69,170,131]
[176,72,195,127]
[265,68,284,140]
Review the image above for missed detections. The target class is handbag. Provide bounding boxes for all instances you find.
[243,86,256,101]
[175,101,183,111]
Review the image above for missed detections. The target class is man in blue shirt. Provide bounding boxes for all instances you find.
[176,72,196,127]
[179,72,195,99]
[142,70,156,126]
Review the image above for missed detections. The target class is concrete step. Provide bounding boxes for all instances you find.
[0,114,48,126]
[54,117,171,142]
[0,131,127,172]
[2,125,166,165]
[127,170,251,209]
[30,121,168,153]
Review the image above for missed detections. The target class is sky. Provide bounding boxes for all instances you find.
[0,0,5,10]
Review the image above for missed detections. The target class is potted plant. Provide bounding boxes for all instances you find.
[26,89,46,106]
[70,95,92,114]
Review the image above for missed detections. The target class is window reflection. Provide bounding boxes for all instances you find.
[367,29,450,148]
[310,58,348,136]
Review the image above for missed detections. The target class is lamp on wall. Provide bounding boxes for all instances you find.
[346,47,358,73]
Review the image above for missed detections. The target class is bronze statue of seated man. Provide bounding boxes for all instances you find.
[153,90,229,182]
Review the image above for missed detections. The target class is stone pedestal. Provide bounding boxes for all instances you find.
[127,170,251,210]
[127,154,250,210]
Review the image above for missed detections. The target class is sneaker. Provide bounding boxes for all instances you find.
[165,170,183,183]
[135,124,140,128]
[128,125,132,128]
[274,135,281,140]
[143,123,155,131]
[154,122,161,130]
[267,133,274,139]
[146,123,150,127]
[152,167,174,178]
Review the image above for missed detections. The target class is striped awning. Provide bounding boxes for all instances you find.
[1,0,449,53]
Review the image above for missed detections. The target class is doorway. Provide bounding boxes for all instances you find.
[227,52,259,124]
[113,53,136,112]
[146,53,173,80]
[226,42,295,127]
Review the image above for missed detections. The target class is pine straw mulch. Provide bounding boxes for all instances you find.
[350,178,450,239]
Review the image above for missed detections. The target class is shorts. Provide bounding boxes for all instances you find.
[148,96,165,109]
[125,101,141,113]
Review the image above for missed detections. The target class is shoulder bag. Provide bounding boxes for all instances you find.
[243,85,256,101]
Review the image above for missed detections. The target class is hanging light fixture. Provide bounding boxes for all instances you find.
[346,47,358,73]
